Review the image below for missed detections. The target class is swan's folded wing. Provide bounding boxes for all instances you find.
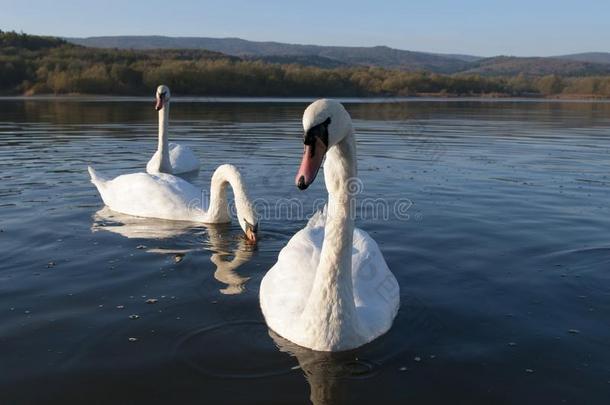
[99,172,207,221]
[304,208,327,230]
[169,143,200,174]
[260,224,324,328]
[261,221,400,344]
[351,228,400,338]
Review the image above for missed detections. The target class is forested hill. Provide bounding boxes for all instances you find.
[69,35,610,76]
[68,36,477,73]
[554,53,610,65]
[2,31,610,98]
[462,56,610,76]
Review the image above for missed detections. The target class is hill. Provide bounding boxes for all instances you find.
[68,36,610,77]
[244,54,348,69]
[555,52,610,65]
[67,36,478,73]
[462,56,610,76]
[3,31,610,98]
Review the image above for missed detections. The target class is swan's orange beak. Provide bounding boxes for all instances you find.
[295,137,327,190]
[155,94,164,111]
[244,220,258,243]
[245,227,257,243]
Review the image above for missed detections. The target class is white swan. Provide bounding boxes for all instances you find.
[260,99,399,352]
[146,85,200,175]
[88,163,258,241]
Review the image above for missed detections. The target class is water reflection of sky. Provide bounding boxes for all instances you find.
[0,99,609,403]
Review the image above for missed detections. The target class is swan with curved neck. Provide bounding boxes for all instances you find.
[88,163,258,241]
[146,85,200,175]
[260,99,399,351]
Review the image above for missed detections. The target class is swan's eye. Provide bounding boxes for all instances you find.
[244,219,258,232]
[304,117,331,146]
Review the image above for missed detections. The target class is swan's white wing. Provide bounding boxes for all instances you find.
[260,211,400,345]
[89,167,207,221]
[351,228,400,339]
[146,143,200,175]
[260,215,324,331]
[168,143,200,174]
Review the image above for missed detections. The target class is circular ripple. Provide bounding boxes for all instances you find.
[173,291,445,380]
[173,320,297,379]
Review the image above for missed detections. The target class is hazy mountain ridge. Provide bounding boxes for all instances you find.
[463,56,610,76]
[67,36,610,76]
[4,31,610,97]
[553,52,610,65]
[67,36,476,73]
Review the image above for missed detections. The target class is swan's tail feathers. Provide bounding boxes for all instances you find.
[88,166,109,184]
[88,166,99,183]
[88,166,110,204]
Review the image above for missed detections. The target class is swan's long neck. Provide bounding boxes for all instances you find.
[157,105,172,173]
[206,164,253,224]
[300,130,360,350]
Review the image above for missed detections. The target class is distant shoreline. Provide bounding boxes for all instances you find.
[1,94,609,103]
[4,32,610,101]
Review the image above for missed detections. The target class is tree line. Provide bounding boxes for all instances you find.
[1,30,610,98]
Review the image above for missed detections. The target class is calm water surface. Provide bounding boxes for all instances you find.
[1,98,610,404]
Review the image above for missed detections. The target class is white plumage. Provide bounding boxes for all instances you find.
[260,99,399,351]
[147,143,200,175]
[147,85,200,175]
[260,210,399,351]
[88,166,207,222]
[88,163,258,240]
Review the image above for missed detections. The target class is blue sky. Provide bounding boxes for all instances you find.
[1,0,609,56]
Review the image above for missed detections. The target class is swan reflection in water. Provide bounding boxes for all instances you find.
[91,208,254,294]
[204,223,255,295]
[91,206,199,240]
[270,330,373,405]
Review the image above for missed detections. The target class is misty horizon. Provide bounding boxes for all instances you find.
[2,0,609,57]
[54,33,608,59]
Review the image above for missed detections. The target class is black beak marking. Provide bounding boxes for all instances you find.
[297,175,308,190]
[244,218,258,233]
[304,117,331,148]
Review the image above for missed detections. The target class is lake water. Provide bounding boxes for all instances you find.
[1,98,610,404]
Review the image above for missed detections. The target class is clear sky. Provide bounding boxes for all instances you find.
[1,0,609,57]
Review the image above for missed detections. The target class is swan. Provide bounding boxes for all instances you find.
[88,163,258,241]
[146,85,200,175]
[260,99,400,352]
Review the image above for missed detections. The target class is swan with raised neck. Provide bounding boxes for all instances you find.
[154,84,172,173]
[146,85,200,175]
[260,99,399,351]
